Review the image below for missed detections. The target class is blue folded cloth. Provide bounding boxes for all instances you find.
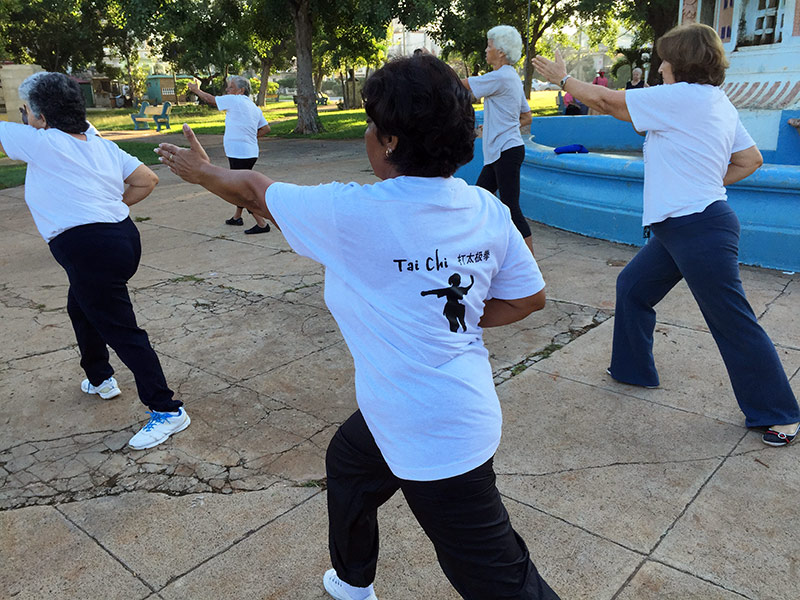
[554,144,589,154]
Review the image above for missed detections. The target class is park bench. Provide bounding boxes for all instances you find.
[130,101,173,131]
[292,92,329,106]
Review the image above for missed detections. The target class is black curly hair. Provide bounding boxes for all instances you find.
[19,72,88,134]
[361,55,475,178]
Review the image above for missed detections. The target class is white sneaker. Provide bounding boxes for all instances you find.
[128,408,190,450]
[323,569,378,600]
[81,376,121,400]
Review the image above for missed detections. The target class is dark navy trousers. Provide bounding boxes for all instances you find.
[609,201,799,427]
[326,410,561,600]
[49,218,180,413]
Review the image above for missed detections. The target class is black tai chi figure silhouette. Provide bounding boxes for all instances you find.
[421,273,475,332]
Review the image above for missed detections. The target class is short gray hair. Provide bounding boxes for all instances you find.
[632,67,643,76]
[18,71,50,119]
[228,75,251,96]
[487,25,523,64]
[18,71,87,133]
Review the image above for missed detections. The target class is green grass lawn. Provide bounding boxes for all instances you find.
[0,91,558,189]
[89,102,371,140]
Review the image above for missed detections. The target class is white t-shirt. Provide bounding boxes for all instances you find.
[216,94,269,159]
[468,65,531,165]
[625,82,756,226]
[0,122,139,241]
[267,176,545,481]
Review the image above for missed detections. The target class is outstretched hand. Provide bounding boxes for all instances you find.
[531,50,567,86]
[154,124,210,184]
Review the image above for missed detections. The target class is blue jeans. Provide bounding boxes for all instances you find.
[609,201,799,427]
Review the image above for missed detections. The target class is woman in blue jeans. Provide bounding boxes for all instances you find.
[533,23,800,446]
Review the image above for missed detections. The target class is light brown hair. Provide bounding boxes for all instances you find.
[657,23,729,86]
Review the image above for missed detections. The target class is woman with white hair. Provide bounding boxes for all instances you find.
[0,72,190,450]
[626,67,645,90]
[188,75,271,234]
[462,25,534,254]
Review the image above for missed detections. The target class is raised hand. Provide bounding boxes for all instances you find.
[155,124,210,184]
[531,50,567,86]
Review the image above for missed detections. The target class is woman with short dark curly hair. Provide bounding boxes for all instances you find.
[0,72,190,451]
[156,54,560,600]
[533,23,800,447]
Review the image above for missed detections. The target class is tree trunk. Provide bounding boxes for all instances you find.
[127,58,137,106]
[340,70,348,107]
[314,67,324,93]
[646,0,679,85]
[348,67,357,109]
[290,0,322,133]
[523,60,532,98]
[257,56,272,106]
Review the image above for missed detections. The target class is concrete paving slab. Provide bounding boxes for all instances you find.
[246,341,358,425]
[60,486,319,590]
[759,277,800,350]
[495,369,742,553]
[652,443,800,600]
[527,318,800,426]
[157,493,343,599]
[0,505,152,599]
[616,561,747,599]
[502,497,642,599]
[0,300,76,361]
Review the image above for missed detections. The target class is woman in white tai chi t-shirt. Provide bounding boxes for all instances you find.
[157,55,561,600]
[462,25,534,254]
[0,72,190,451]
[533,23,800,447]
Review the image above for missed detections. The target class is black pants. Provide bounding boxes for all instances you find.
[326,411,560,600]
[228,157,257,211]
[49,218,180,412]
[227,157,257,170]
[476,145,531,239]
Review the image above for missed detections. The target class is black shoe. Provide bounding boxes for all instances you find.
[244,224,270,234]
[225,217,244,226]
[762,423,799,447]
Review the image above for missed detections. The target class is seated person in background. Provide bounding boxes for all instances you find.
[564,92,582,115]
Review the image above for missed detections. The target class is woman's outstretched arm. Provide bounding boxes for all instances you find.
[156,124,277,223]
[532,51,632,122]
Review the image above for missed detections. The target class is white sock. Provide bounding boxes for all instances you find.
[340,579,374,600]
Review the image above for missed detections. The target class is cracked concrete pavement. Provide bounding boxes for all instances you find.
[1,133,798,599]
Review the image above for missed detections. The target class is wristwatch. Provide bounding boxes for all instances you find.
[560,75,572,90]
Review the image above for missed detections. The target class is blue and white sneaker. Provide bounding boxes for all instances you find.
[81,376,121,400]
[128,408,190,450]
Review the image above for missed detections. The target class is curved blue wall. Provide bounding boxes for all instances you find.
[457,115,800,272]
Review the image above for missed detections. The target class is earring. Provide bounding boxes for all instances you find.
[385,147,393,158]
